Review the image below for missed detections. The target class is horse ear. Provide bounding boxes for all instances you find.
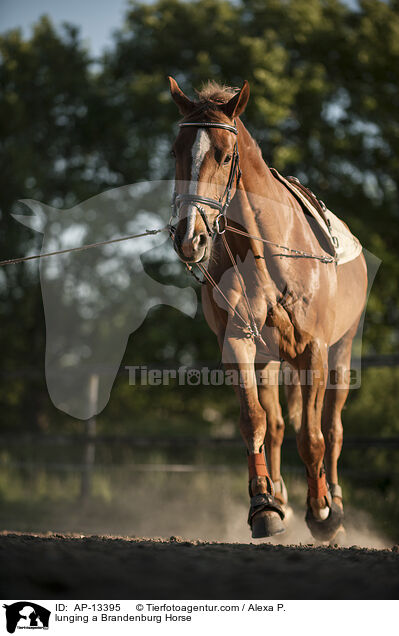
[12,199,50,233]
[221,80,250,119]
[168,76,195,116]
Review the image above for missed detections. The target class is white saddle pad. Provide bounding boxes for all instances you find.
[323,208,362,266]
[271,169,363,266]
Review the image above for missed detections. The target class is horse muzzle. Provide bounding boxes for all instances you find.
[173,230,209,264]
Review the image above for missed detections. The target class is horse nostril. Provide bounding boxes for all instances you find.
[178,232,208,261]
[194,233,207,250]
[199,233,207,248]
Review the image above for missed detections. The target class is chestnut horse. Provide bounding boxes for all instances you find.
[169,77,367,541]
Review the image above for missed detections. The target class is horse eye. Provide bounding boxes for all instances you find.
[170,149,176,158]
[223,154,231,164]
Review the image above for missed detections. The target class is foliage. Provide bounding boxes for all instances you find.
[0,0,398,438]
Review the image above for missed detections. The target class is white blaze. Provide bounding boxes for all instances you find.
[183,129,211,241]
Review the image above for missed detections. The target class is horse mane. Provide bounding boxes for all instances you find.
[195,81,238,105]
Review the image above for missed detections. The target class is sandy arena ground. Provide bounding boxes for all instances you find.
[1,532,398,599]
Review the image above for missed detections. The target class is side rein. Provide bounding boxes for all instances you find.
[171,121,241,236]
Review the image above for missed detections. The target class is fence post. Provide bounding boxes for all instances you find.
[80,373,99,501]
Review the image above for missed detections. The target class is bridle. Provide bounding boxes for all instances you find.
[169,118,266,342]
[171,120,241,237]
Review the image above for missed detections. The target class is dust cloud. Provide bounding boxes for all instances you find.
[8,468,389,549]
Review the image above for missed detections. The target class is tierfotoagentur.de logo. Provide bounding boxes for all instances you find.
[3,603,51,634]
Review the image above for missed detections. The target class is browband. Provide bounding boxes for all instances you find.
[174,193,224,212]
[179,122,238,135]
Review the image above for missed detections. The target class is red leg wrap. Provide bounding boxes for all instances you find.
[247,449,269,481]
[307,471,328,499]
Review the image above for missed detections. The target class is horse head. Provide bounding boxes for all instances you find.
[169,76,250,263]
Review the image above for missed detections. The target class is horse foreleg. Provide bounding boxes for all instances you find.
[223,337,285,538]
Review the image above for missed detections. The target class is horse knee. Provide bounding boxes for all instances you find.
[266,414,285,446]
[324,417,343,452]
[240,400,265,425]
[258,387,284,443]
[239,402,266,451]
[297,427,325,468]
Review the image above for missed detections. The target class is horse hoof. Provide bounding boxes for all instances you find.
[283,504,294,526]
[305,501,344,542]
[329,525,346,546]
[251,511,285,538]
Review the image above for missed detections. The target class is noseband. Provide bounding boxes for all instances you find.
[171,121,241,237]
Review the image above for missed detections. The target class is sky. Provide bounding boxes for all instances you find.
[0,0,361,58]
[0,0,132,56]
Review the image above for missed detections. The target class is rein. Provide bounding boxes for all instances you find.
[0,227,168,267]
[170,119,336,345]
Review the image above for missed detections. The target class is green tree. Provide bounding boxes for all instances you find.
[0,18,103,428]
[1,0,399,433]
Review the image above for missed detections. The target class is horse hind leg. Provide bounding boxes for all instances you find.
[295,339,345,541]
[320,325,358,541]
[283,363,302,434]
[284,357,345,542]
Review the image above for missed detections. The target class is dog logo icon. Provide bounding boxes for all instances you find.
[3,602,50,633]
